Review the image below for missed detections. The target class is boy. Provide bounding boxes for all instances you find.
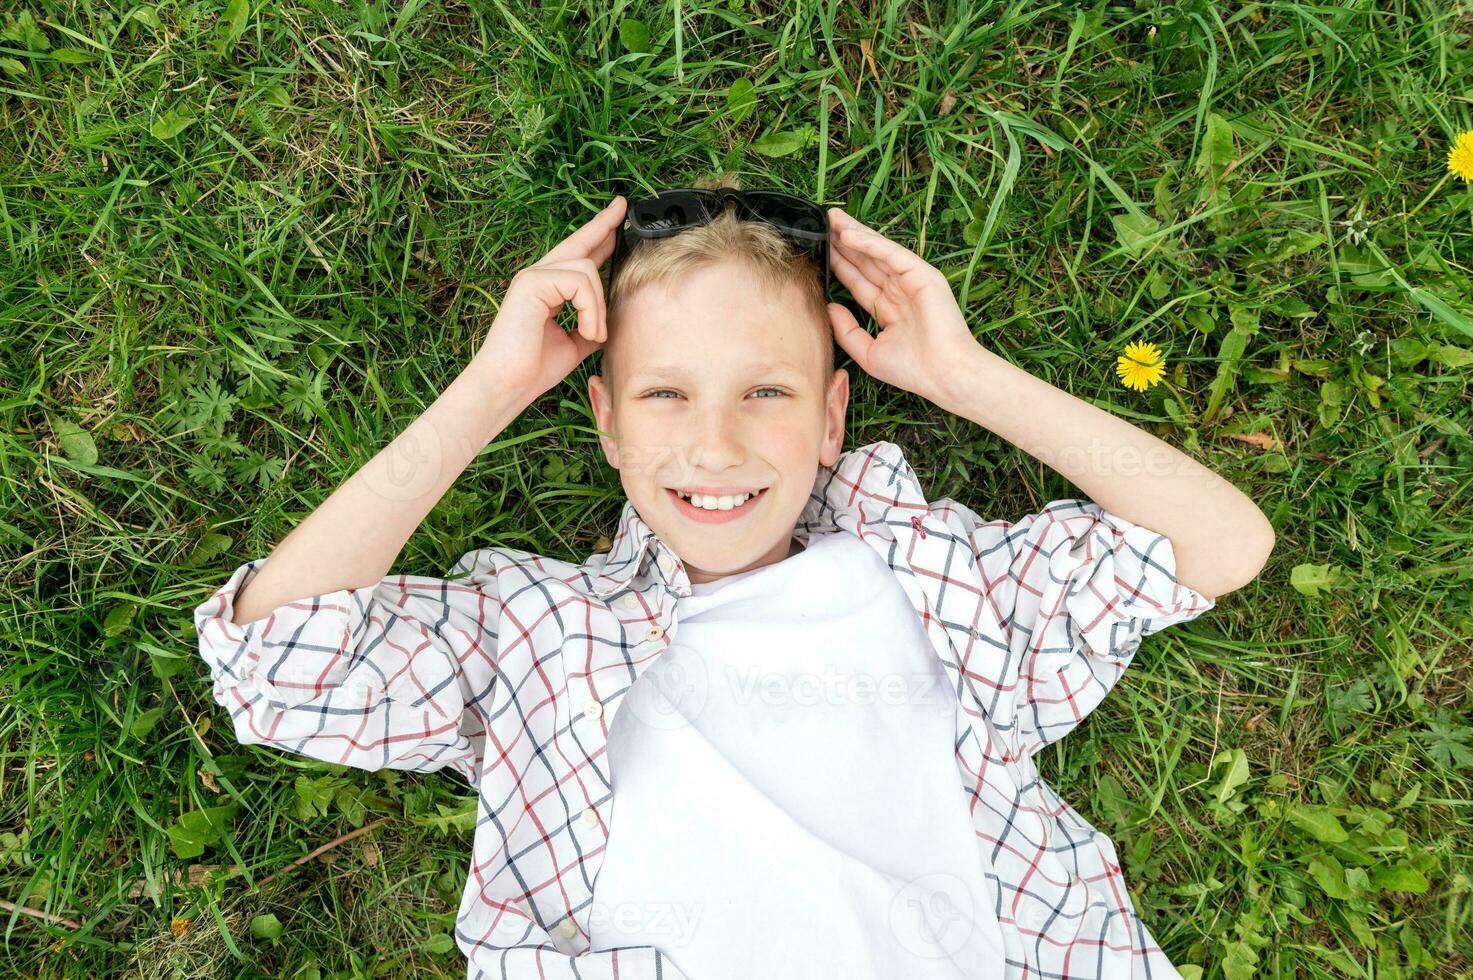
[194,187,1275,979]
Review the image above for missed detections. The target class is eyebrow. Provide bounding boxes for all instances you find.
[624,364,809,386]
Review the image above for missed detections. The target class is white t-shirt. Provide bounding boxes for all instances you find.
[589,529,1007,977]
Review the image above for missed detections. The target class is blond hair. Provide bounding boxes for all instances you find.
[601,175,835,391]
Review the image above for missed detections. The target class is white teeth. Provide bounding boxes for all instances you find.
[677,490,755,510]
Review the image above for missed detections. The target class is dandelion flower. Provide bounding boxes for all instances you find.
[1337,201,1375,247]
[1116,340,1166,392]
[1449,130,1473,183]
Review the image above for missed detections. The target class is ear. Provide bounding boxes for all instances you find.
[587,374,621,469]
[818,368,849,468]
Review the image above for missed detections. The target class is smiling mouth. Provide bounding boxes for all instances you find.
[666,487,769,514]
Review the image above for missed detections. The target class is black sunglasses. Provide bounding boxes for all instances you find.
[608,187,832,304]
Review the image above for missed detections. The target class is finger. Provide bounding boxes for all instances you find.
[838,223,925,279]
[541,257,608,340]
[519,265,604,343]
[541,196,628,267]
[828,210,893,284]
[539,318,603,386]
[832,231,891,288]
[580,213,625,272]
[830,207,919,277]
[829,206,883,240]
[827,302,872,373]
[562,320,603,361]
[828,206,888,245]
[828,240,881,312]
[565,259,611,341]
[589,221,620,270]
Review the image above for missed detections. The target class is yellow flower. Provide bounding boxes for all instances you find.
[1116,340,1166,392]
[1449,130,1473,183]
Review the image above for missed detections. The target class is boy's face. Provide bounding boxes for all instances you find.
[588,260,848,586]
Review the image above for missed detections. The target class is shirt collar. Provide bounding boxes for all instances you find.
[588,440,930,598]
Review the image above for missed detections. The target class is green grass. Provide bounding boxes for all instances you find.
[3,0,1472,976]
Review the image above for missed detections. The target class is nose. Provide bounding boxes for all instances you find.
[683,404,745,478]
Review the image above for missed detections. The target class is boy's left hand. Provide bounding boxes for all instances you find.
[824,207,982,406]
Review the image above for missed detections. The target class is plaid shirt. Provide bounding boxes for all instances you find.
[193,439,1216,978]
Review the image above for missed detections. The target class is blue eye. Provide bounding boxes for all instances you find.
[641,387,787,399]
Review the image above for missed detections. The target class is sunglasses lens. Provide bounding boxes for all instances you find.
[647,204,688,230]
[631,192,719,232]
[744,193,824,235]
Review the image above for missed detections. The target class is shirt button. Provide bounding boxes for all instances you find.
[558,917,577,939]
[646,625,664,641]
[580,806,599,829]
[620,593,640,610]
[657,552,675,575]
[583,699,603,720]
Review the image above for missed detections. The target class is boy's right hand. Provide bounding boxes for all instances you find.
[471,196,628,404]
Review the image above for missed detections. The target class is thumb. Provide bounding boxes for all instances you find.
[537,319,603,392]
[566,326,604,365]
[827,302,871,371]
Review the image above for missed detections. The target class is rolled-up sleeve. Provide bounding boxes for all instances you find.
[967,499,1216,758]
[192,558,497,788]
